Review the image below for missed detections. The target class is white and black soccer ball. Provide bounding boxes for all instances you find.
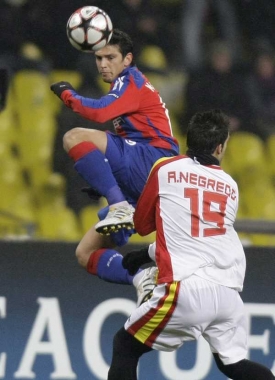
[66,6,113,53]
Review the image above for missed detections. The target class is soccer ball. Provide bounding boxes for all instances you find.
[66,6,113,53]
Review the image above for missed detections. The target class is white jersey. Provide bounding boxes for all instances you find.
[134,155,246,291]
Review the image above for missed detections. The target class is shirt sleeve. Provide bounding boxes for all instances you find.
[134,165,160,236]
[60,75,140,123]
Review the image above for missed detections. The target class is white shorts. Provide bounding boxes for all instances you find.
[125,274,248,365]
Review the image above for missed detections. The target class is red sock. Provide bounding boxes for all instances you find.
[86,249,106,275]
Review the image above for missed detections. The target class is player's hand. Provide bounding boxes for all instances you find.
[50,81,75,98]
[122,246,153,275]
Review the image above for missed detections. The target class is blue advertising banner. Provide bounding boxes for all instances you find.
[0,241,274,379]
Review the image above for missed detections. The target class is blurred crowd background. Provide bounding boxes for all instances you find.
[1,0,275,246]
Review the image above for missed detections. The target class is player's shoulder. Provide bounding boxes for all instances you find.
[150,155,187,176]
[221,169,238,188]
[128,66,147,89]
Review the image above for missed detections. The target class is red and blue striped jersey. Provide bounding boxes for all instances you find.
[61,66,179,154]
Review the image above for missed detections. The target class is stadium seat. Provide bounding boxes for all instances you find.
[139,45,168,72]
[34,173,82,241]
[33,172,66,207]
[227,131,266,168]
[240,179,275,246]
[13,70,57,136]
[0,153,36,228]
[226,132,275,246]
[242,180,275,218]
[17,116,56,187]
[13,70,57,188]
[13,70,54,122]
[226,131,268,187]
[0,83,16,149]
[36,206,81,241]
[79,204,100,234]
[266,134,275,178]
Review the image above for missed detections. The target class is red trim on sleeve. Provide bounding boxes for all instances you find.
[86,248,106,275]
[68,141,97,162]
[134,169,159,235]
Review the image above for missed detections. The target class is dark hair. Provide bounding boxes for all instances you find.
[187,109,229,154]
[108,29,135,65]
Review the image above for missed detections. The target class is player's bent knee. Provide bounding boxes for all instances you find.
[63,127,84,151]
[75,244,90,268]
[63,127,106,151]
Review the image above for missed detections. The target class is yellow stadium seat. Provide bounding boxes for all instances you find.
[226,131,268,186]
[0,84,17,149]
[0,153,27,200]
[0,211,35,239]
[34,173,81,241]
[0,153,36,229]
[33,172,66,208]
[79,204,100,234]
[36,206,81,241]
[241,180,275,219]
[13,70,57,188]
[139,45,168,72]
[266,134,275,178]
[239,179,275,245]
[13,70,54,122]
[17,116,56,187]
[227,131,266,165]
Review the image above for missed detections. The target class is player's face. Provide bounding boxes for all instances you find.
[95,45,133,83]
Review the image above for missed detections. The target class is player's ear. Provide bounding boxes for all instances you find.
[216,143,223,155]
[124,52,133,67]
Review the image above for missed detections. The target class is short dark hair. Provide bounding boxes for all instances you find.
[187,109,229,154]
[108,29,135,65]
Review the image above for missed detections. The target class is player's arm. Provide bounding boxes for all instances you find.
[50,77,140,123]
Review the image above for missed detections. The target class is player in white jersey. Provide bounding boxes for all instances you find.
[108,109,275,380]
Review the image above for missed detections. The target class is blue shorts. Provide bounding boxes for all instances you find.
[106,133,176,205]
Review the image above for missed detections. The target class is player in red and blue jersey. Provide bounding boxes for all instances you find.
[50,29,179,288]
